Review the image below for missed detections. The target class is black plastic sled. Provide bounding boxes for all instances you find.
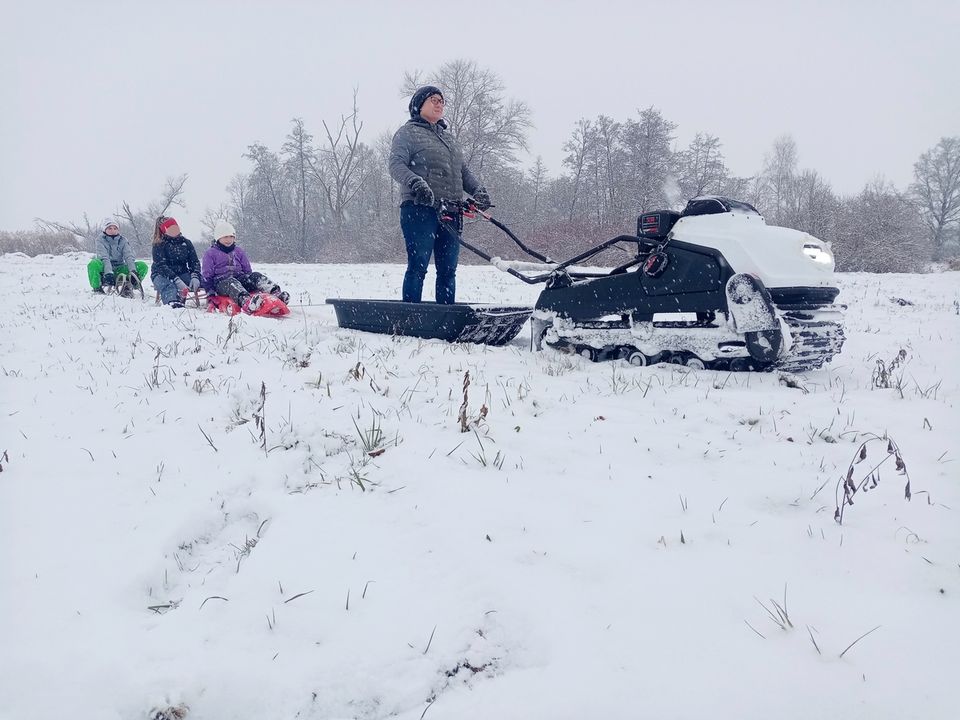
[327,298,532,346]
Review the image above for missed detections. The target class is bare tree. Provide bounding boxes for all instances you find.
[37,174,187,254]
[150,174,188,217]
[119,173,188,251]
[226,173,251,235]
[910,136,960,259]
[370,132,397,221]
[308,89,369,230]
[528,156,549,229]
[594,115,624,223]
[563,119,592,222]
[199,204,230,241]
[282,118,315,260]
[34,213,100,248]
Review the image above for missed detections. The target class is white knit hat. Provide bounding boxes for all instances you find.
[213,219,237,241]
[103,219,120,232]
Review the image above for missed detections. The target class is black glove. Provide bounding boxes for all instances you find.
[409,177,435,206]
[102,272,115,287]
[473,186,492,211]
[189,276,201,292]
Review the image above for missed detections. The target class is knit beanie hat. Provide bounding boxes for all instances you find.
[213,219,237,241]
[409,85,443,117]
[103,220,120,233]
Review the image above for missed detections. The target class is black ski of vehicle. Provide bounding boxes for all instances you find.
[327,298,532,346]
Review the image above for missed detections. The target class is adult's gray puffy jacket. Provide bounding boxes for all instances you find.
[389,118,481,206]
[96,233,137,274]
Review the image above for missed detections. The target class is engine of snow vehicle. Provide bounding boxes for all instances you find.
[637,210,682,240]
[531,196,845,372]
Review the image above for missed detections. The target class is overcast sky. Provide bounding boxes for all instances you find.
[2,0,957,232]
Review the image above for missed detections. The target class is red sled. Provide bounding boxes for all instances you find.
[207,292,290,318]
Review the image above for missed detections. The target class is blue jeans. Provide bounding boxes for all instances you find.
[153,272,192,305]
[400,203,460,304]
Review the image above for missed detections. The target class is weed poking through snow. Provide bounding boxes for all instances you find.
[834,435,919,525]
[871,348,907,392]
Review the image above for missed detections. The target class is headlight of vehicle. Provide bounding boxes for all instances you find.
[802,241,834,266]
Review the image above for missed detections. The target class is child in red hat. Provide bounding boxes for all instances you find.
[150,217,201,307]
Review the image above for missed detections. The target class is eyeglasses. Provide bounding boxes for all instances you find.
[427,96,444,106]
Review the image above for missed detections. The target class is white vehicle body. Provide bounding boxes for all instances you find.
[669,211,836,289]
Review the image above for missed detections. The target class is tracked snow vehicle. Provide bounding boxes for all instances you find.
[328,196,845,372]
[528,197,845,371]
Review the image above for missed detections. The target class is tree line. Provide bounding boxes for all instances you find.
[28,59,960,272]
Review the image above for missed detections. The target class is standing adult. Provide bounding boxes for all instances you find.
[150,216,201,308]
[389,85,491,304]
[87,220,148,294]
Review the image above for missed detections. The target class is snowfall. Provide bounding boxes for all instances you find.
[0,253,957,720]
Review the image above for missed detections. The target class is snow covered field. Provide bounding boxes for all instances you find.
[1,253,958,720]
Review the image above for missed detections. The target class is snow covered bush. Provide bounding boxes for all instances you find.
[0,229,82,256]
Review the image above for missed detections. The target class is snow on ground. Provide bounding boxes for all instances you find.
[0,254,958,720]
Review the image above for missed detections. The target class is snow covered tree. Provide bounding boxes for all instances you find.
[620,107,677,214]
[910,136,960,260]
[243,143,293,259]
[583,115,626,228]
[677,133,728,200]
[833,179,929,272]
[720,175,763,209]
[760,135,798,225]
[0,228,82,256]
[781,169,837,240]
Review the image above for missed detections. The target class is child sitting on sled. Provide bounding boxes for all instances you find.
[201,220,290,313]
[151,216,202,307]
[88,220,148,295]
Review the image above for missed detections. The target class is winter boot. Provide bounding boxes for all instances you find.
[243,293,264,314]
[270,286,290,304]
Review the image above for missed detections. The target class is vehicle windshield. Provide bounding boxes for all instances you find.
[682,196,760,217]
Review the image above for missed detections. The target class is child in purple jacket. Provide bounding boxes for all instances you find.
[201,220,290,311]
